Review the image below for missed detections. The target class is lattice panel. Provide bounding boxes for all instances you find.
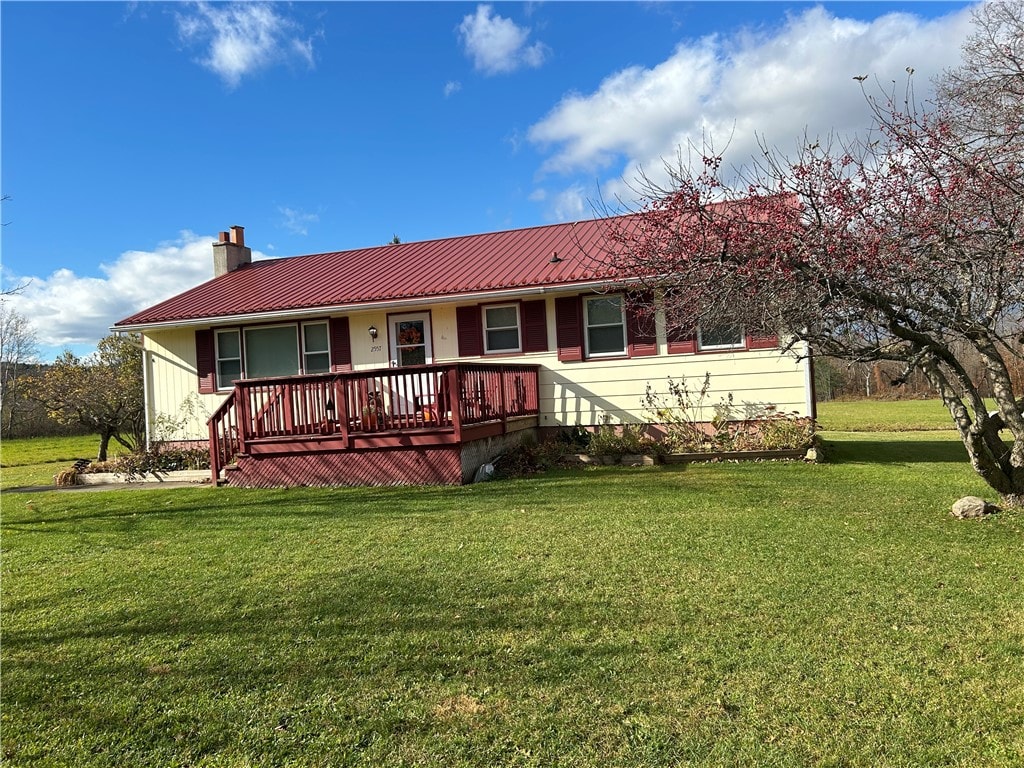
[227,447,462,488]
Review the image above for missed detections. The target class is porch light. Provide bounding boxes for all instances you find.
[368,325,378,339]
[325,398,336,415]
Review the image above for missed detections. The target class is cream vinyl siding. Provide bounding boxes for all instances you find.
[534,347,808,428]
[441,295,809,428]
[348,310,391,369]
[144,328,229,442]
[142,297,810,443]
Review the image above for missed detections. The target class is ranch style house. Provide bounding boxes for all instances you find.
[113,220,815,487]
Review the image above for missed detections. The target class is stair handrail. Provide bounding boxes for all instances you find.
[207,387,242,484]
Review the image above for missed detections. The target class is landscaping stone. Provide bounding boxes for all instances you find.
[568,449,807,467]
[662,449,806,464]
[620,454,657,466]
[950,496,1000,519]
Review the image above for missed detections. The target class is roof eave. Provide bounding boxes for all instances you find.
[111,277,637,334]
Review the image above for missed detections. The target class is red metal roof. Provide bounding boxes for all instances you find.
[115,217,629,328]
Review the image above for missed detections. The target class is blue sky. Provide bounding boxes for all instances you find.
[1,1,974,359]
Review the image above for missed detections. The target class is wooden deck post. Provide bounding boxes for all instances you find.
[448,366,463,442]
[498,365,509,433]
[209,419,220,485]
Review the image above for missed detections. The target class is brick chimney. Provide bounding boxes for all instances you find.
[212,225,252,277]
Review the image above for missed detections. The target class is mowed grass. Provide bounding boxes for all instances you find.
[0,434,115,490]
[816,398,962,432]
[3,429,1022,767]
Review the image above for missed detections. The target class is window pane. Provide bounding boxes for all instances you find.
[217,359,241,389]
[486,328,519,351]
[245,326,299,379]
[304,352,330,374]
[399,345,426,366]
[587,296,622,325]
[701,325,743,348]
[303,323,328,353]
[588,326,625,355]
[396,321,424,346]
[584,295,625,356]
[485,306,517,329]
[217,330,239,358]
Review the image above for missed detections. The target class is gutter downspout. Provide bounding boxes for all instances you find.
[115,331,153,451]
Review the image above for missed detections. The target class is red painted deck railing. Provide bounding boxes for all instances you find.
[208,362,540,482]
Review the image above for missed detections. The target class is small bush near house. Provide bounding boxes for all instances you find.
[585,423,663,458]
[493,435,571,479]
[719,406,817,452]
[644,375,816,453]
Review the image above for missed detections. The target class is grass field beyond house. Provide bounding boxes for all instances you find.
[2,423,1022,767]
[816,398,962,432]
[0,434,118,490]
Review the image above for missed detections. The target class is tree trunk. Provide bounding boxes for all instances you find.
[920,356,1023,505]
[97,430,112,462]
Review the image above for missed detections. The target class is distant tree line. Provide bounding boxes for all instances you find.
[1,304,145,460]
[0,361,90,438]
[816,341,1024,401]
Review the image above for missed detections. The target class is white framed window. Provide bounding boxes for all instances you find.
[212,320,336,388]
[215,329,241,390]
[483,304,521,354]
[584,295,626,357]
[698,324,745,351]
[302,322,330,373]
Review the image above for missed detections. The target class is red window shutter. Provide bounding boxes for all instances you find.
[330,317,353,371]
[626,293,657,357]
[747,331,779,350]
[521,299,548,353]
[666,327,696,355]
[555,296,583,362]
[457,305,484,357]
[196,329,215,394]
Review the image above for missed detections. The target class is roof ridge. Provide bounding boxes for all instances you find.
[279,214,624,262]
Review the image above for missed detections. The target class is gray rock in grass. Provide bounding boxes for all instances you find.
[950,496,1000,519]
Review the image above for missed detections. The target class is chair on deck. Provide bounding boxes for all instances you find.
[414,372,451,426]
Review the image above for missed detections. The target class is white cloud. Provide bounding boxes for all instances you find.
[529,5,975,205]
[458,4,548,75]
[176,2,315,88]
[278,206,319,236]
[550,185,588,222]
[2,231,267,350]
[444,80,462,98]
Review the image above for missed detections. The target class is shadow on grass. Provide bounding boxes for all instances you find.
[824,437,968,464]
[1,473,599,531]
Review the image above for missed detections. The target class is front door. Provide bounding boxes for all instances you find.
[389,312,432,367]
[388,312,434,421]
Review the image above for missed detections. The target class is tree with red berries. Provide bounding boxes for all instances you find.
[605,1,1024,504]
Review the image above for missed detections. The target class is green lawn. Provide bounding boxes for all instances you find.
[0,434,118,490]
[816,398,963,432]
[3,431,1022,767]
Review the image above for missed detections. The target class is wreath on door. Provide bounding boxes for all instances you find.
[398,324,423,346]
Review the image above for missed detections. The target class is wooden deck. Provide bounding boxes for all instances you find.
[208,363,540,486]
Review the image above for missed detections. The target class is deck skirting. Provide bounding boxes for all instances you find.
[227,445,464,487]
[223,417,539,488]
